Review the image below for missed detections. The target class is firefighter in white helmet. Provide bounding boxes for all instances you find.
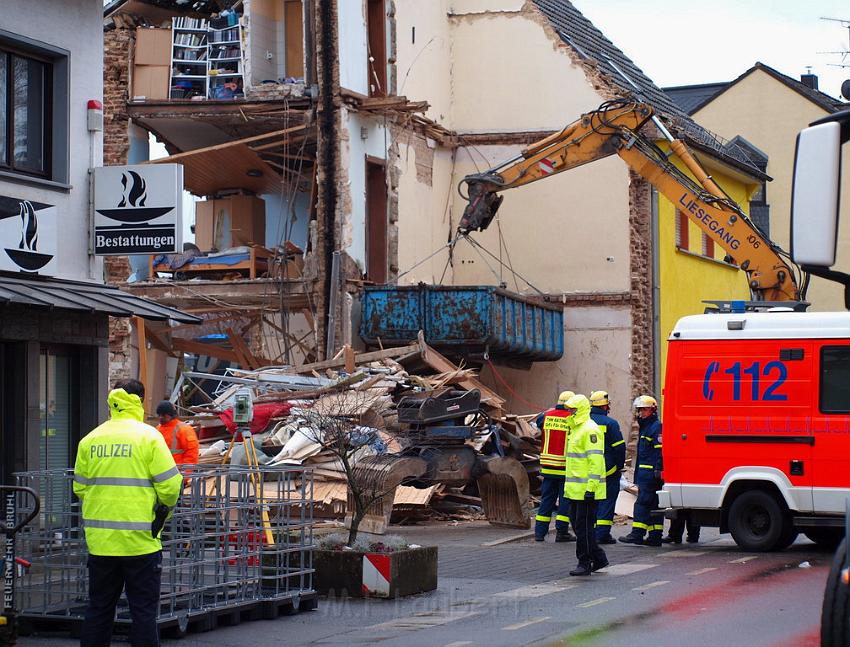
[533,390,576,542]
[619,395,664,547]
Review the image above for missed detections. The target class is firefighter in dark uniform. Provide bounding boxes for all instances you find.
[619,395,664,547]
[589,390,626,544]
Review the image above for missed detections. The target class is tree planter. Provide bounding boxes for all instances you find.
[313,546,438,598]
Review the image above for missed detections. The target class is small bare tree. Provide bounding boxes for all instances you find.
[299,388,402,546]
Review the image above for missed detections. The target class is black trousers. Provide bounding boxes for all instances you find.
[81,551,162,647]
[570,499,607,567]
[668,516,701,541]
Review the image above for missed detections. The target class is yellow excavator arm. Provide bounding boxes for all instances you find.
[458,99,799,302]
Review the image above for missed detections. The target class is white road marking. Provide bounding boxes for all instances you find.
[729,556,760,564]
[597,563,658,576]
[686,567,718,576]
[370,611,480,631]
[658,550,707,557]
[502,616,551,631]
[493,582,579,598]
[442,642,474,647]
[577,597,616,608]
[632,580,670,591]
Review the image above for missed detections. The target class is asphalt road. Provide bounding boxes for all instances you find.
[17,523,832,647]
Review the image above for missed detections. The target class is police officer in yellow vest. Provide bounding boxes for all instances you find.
[73,379,182,647]
[562,394,609,576]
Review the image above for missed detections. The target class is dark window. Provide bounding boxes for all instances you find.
[0,47,51,177]
[365,157,388,283]
[750,180,769,238]
[820,345,850,413]
[675,209,689,250]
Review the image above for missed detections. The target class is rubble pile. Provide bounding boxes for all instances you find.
[177,337,543,525]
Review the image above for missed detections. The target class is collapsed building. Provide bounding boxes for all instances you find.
[103,0,767,432]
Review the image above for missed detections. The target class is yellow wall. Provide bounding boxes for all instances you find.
[693,68,850,312]
[657,149,752,381]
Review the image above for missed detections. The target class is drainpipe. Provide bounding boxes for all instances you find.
[318,0,339,358]
[651,186,661,397]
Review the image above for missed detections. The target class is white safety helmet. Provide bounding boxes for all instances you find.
[632,395,658,410]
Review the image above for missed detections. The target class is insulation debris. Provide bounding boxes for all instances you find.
[177,334,542,525]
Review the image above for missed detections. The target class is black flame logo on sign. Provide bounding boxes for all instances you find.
[19,201,38,252]
[118,171,147,208]
[4,200,53,272]
[96,169,172,223]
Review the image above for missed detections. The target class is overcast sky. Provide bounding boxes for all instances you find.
[571,0,850,100]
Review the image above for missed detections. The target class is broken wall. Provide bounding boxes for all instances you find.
[390,0,656,423]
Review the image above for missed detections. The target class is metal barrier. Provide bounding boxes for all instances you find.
[13,465,316,634]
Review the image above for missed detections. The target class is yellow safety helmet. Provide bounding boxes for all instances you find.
[633,394,658,409]
[557,390,575,406]
[589,390,609,407]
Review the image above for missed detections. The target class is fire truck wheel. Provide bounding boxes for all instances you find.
[728,490,790,552]
[806,528,845,551]
[820,539,849,647]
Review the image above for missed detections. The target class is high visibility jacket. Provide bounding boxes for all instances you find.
[562,395,607,501]
[539,407,571,476]
[73,389,182,556]
[157,418,200,467]
[635,413,663,486]
[590,407,626,477]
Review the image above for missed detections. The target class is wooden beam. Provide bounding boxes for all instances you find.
[142,322,178,357]
[249,133,309,152]
[226,327,259,370]
[149,124,310,164]
[135,316,149,412]
[343,344,356,374]
[291,344,419,374]
[416,332,505,408]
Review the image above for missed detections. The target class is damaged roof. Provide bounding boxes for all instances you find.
[531,0,767,178]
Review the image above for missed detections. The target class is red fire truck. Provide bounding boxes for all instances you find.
[658,310,850,551]
[659,108,850,553]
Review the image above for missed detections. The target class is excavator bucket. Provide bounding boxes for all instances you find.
[344,455,428,535]
[476,456,531,529]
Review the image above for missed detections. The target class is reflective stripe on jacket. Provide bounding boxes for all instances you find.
[635,413,662,485]
[540,407,571,476]
[157,418,200,466]
[590,407,626,477]
[73,389,182,556]
[562,395,607,501]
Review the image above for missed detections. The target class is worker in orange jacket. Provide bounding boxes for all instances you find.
[156,401,200,470]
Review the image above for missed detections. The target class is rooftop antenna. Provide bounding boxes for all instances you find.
[819,17,850,68]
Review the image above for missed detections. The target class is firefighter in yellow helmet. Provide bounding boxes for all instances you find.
[74,379,182,646]
[619,395,664,547]
[533,390,576,542]
[562,394,608,575]
[589,390,626,544]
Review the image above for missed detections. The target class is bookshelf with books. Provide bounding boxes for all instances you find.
[207,17,244,100]
[170,16,208,99]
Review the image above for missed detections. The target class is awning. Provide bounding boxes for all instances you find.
[0,273,200,324]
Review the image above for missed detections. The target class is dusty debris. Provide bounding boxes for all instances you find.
[178,333,541,526]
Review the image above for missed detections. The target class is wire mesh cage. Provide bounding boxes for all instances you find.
[13,464,315,631]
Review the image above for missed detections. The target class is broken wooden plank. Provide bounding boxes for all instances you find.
[287,344,419,375]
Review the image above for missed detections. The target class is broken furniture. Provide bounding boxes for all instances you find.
[150,244,273,280]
